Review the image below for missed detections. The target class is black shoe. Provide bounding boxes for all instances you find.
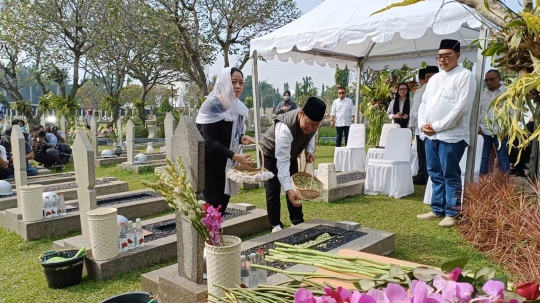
[509,168,526,177]
[413,176,427,185]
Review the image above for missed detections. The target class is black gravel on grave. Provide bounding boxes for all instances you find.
[241,225,367,276]
[66,191,162,213]
[8,173,73,184]
[142,208,248,242]
[337,171,365,185]
[9,179,111,197]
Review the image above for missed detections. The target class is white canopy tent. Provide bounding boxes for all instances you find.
[249,0,491,182]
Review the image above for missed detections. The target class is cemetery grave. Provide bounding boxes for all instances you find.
[141,219,395,301]
[7,172,76,189]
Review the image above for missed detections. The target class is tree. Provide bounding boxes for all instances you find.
[294,76,318,106]
[334,66,350,89]
[182,83,204,114]
[244,96,253,109]
[202,0,301,68]
[76,80,105,110]
[157,98,173,116]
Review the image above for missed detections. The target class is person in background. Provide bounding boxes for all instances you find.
[330,87,355,147]
[275,91,297,115]
[417,39,476,228]
[410,66,439,185]
[0,145,12,180]
[509,109,535,177]
[387,83,411,128]
[196,67,253,214]
[11,119,31,143]
[2,128,38,176]
[32,125,65,168]
[85,109,93,129]
[478,69,510,175]
[259,97,326,233]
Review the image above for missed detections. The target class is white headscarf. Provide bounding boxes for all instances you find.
[196,67,248,196]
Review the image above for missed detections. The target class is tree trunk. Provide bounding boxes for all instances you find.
[139,84,150,123]
[223,43,230,68]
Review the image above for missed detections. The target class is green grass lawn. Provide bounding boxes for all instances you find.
[0,146,502,302]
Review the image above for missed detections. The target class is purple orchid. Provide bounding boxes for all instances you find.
[434,274,474,302]
[201,205,224,245]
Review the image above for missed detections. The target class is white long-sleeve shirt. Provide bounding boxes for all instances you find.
[418,65,476,144]
[410,85,426,135]
[331,98,354,127]
[478,84,505,136]
[275,122,316,191]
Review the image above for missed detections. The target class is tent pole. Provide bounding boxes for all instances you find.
[354,58,363,124]
[251,50,262,169]
[355,42,375,124]
[465,28,488,183]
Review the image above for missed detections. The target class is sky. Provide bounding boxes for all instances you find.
[207,0,524,95]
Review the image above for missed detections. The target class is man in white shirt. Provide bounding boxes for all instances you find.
[259,97,325,233]
[417,39,477,228]
[85,109,93,129]
[410,66,439,185]
[478,69,510,175]
[330,87,354,147]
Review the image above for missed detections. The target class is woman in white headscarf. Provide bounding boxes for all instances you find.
[196,67,253,213]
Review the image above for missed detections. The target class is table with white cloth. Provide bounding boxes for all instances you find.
[366,147,418,176]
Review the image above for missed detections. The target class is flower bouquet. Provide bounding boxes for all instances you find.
[209,243,539,303]
[143,157,241,296]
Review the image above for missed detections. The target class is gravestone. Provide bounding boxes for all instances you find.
[116,117,123,146]
[247,109,254,127]
[146,115,157,139]
[125,119,135,163]
[12,125,27,209]
[171,116,206,284]
[73,130,97,242]
[171,116,205,192]
[259,107,264,119]
[90,116,98,158]
[266,108,273,122]
[59,115,67,134]
[164,112,175,160]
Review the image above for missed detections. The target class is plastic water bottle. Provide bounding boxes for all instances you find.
[118,222,129,252]
[51,195,58,217]
[135,218,144,247]
[127,221,136,250]
[257,248,267,285]
[240,255,249,288]
[44,196,52,219]
[58,194,66,216]
[249,253,259,288]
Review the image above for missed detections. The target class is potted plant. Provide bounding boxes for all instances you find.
[143,157,240,297]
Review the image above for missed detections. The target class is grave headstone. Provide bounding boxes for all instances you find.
[59,115,67,134]
[125,119,135,163]
[171,116,205,193]
[266,108,273,122]
[172,116,206,283]
[247,109,254,127]
[259,107,264,118]
[164,112,175,160]
[73,130,97,242]
[90,116,98,158]
[11,125,27,209]
[116,117,123,146]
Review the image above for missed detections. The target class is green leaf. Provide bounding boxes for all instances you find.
[356,279,376,291]
[506,19,527,28]
[441,258,469,273]
[413,267,441,282]
[474,267,496,280]
[504,290,526,303]
[475,274,490,286]
[510,31,523,49]
[390,265,405,278]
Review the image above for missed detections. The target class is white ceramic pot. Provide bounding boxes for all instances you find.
[87,208,119,261]
[20,185,44,222]
[204,235,241,297]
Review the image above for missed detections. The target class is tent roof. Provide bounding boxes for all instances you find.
[250,0,486,69]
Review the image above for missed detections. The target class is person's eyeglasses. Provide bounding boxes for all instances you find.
[435,53,456,61]
[484,77,499,82]
[338,92,345,94]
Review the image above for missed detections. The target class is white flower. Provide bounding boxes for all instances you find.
[174,187,181,194]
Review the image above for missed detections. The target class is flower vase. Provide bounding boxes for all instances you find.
[146,142,154,154]
[113,145,123,156]
[204,235,241,297]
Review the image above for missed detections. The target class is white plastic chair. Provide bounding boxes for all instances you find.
[334,124,366,172]
[377,123,400,148]
[364,128,414,198]
[423,135,484,205]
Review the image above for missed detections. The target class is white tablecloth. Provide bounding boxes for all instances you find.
[367,147,418,176]
[334,147,366,172]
